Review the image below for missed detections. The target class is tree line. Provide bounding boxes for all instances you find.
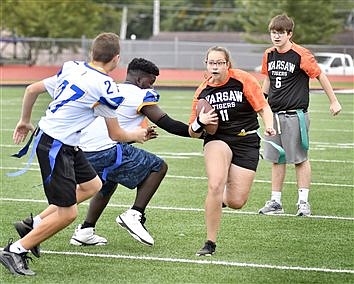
[1,0,353,44]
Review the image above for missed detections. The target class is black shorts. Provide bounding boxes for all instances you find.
[36,132,97,207]
[204,133,260,171]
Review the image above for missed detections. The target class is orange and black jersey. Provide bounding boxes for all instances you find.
[261,42,321,112]
[189,69,267,136]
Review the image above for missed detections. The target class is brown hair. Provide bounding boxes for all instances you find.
[268,14,294,33]
[91,32,120,63]
[205,46,233,68]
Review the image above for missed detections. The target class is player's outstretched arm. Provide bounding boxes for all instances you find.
[142,104,190,137]
[13,81,47,144]
[104,117,147,143]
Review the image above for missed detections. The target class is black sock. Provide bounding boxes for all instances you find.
[81,221,95,229]
[131,206,144,215]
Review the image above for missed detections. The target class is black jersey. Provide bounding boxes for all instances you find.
[189,69,267,135]
[261,43,321,112]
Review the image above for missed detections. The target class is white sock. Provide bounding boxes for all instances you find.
[271,191,282,204]
[9,241,28,254]
[298,188,309,203]
[33,215,42,228]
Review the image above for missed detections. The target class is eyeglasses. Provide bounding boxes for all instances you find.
[270,31,287,36]
[206,61,227,67]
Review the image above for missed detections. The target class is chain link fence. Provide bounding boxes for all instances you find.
[1,36,353,71]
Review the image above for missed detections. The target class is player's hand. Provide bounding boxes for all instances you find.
[264,127,276,136]
[199,106,218,125]
[330,100,342,116]
[146,125,158,141]
[133,127,148,144]
[13,121,34,144]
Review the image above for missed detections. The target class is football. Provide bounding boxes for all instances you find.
[196,99,219,135]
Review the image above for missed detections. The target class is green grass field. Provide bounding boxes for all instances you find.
[0,87,353,283]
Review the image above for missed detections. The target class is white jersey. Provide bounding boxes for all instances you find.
[40,61,123,146]
[79,83,160,151]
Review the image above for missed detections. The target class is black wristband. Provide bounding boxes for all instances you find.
[191,117,203,133]
[196,116,206,127]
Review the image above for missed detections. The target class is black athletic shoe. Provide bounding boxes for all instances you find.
[14,214,41,258]
[196,240,216,256]
[0,241,35,276]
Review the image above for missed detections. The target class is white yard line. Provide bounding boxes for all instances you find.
[24,250,354,274]
[1,166,354,188]
[1,198,354,221]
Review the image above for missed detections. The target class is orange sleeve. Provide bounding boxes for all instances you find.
[188,81,208,124]
[231,69,267,112]
[292,43,321,79]
[261,47,275,76]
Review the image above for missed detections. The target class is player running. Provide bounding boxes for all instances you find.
[188,46,276,256]
[0,33,147,276]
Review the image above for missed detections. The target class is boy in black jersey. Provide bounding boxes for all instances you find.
[258,14,342,216]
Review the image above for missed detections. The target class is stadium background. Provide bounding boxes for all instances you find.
[1,35,353,87]
[0,2,353,282]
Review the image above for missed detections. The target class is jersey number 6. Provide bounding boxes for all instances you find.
[275,77,282,88]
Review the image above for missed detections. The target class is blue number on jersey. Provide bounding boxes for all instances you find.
[54,80,69,100]
[50,83,85,113]
[104,80,114,94]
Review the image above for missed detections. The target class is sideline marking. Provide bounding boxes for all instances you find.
[166,175,354,188]
[1,198,353,221]
[1,167,353,188]
[36,250,354,274]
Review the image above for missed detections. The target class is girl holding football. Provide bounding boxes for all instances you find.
[188,46,276,256]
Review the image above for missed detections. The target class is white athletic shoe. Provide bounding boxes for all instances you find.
[258,200,284,215]
[116,209,154,246]
[296,201,311,216]
[69,224,107,246]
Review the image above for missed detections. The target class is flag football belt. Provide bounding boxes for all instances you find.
[7,127,64,184]
[236,128,286,164]
[102,143,123,182]
[7,127,42,178]
[236,129,258,136]
[275,109,309,151]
